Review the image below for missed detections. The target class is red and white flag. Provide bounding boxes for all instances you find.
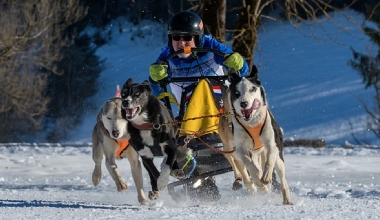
[115,84,121,98]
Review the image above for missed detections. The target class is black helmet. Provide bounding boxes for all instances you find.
[167,11,204,47]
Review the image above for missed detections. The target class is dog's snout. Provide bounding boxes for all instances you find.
[240,101,248,109]
[122,100,129,107]
[112,129,119,137]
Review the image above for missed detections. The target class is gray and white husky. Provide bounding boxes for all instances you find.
[91,97,149,205]
[229,66,293,205]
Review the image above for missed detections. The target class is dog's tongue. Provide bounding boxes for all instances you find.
[252,98,261,109]
[241,99,261,119]
[241,108,253,119]
[125,108,137,118]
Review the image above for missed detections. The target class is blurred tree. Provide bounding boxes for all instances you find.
[349,1,380,143]
[232,0,263,67]
[231,0,366,67]
[44,0,131,142]
[202,0,226,43]
[0,0,132,142]
[45,34,105,142]
[0,0,87,142]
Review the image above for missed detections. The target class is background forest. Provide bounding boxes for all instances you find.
[0,0,379,143]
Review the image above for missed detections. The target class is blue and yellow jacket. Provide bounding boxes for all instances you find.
[148,34,249,99]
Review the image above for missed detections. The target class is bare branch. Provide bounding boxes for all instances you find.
[0,0,87,138]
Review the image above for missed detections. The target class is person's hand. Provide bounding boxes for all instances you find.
[224,53,244,70]
[149,63,168,82]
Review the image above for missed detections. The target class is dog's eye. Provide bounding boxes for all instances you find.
[121,93,126,98]
[234,91,240,96]
[107,117,111,120]
[249,86,257,92]
[134,91,140,96]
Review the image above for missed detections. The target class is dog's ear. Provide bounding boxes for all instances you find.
[229,71,239,79]
[140,80,152,94]
[229,71,241,84]
[250,65,258,77]
[126,78,134,87]
[122,78,134,90]
[126,78,134,85]
[248,65,261,86]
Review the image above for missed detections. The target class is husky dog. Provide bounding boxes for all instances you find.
[91,97,149,205]
[229,66,293,205]
[121,78,185,200]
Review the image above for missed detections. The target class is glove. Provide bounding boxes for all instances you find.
[149,63,168,82]
[224,53,244,70]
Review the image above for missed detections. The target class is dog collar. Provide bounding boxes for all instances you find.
[235,108,267,150]
[130,121,161,130]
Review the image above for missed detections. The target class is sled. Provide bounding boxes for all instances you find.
[157,47,236,201]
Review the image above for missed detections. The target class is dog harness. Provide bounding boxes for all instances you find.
[235,109,268,150]
[115,138,130,159]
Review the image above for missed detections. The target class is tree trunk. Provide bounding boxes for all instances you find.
[202,0,226,43]
[232,0,261,68]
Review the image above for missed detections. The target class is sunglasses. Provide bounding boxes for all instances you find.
[172,35,194,41]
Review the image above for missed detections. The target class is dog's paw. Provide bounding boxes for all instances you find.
[157,165,170,190]
[92,166,102,186]
[246,182,257,195]
[116,181,128,191]
[170,169,185,179]
[283,199,294,205]
[139,198,150,206]
[148,191,160,200]
[261,173,272,185]
[138,194,150,205]
[232,178,243,191]
[257,184,270,194]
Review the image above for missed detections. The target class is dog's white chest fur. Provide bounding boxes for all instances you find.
[140,130,154,146]
[129,113,155,147]
[130,112,148,125]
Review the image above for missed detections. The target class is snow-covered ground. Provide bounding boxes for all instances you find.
[1,10,380,219]
[0,144,379,219]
